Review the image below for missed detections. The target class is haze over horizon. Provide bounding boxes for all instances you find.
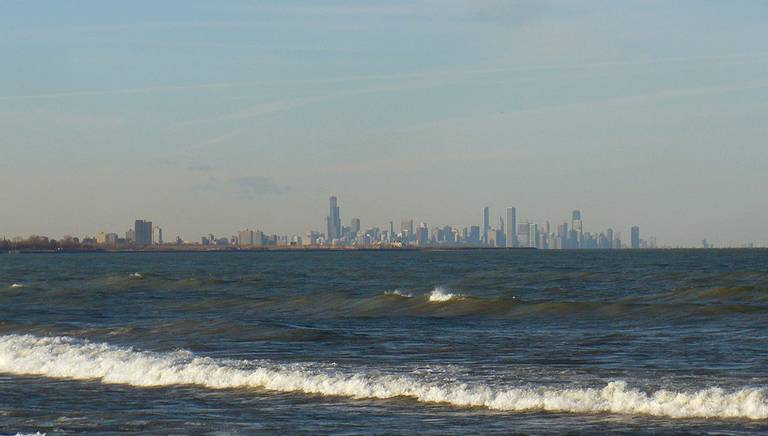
[2,0,767,246]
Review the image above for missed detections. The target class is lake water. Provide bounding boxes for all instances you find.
[0,250,766,434]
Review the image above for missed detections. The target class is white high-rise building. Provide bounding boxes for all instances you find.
[528,223,537,248]
[152,226,163,245]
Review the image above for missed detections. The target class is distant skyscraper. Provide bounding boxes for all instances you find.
[254,230,265,246]
[416,222,429,245]
[631,226,640,249]
[469,225,481,244]
[238,229,254,247]
[401,219,414,241]
[482,206,490,246]
[505,207,517,248]
[326,196,341,241]
[528,223,537,248]
[152,226,163,245]
[517,222,529,247]
[134,220,153,246]
[350,218,361,235]
[571,209,582,234]
[556,222,568,249]
[569,210,582,249]
[496,217,506,248]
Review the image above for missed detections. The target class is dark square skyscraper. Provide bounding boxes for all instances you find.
[134,219,153,246]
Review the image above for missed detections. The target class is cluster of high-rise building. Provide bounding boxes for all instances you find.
[88,219,164,247]
[230,196,655,249]
[5,196,660,250]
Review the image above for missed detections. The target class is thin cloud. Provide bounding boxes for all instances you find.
[5,21,246,39]
[187,164,215,172]
[270,4,415,16]
[465,0,549,25]
[0,82,262,102]
[233,177,290,197]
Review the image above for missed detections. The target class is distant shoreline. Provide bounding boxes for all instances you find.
[6,246,537,254]
[5,246,766,254]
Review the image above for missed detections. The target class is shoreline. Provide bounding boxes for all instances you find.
[6,246,537,254]
[5,246,766,254]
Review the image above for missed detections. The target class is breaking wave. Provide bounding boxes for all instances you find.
[383,290,413,298]
[0,334,766,420]
[9,284,24,289]
[428,287,465,302]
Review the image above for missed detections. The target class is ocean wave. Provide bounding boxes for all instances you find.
[660,284,768,304]
[9,284,24,289]
[428,287,465,302]
[697,285,768,302]
[384,290,413,298]
[128,272,143,279]
[0,334,765,420]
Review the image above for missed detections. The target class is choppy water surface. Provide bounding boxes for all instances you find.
[0,250,767,434]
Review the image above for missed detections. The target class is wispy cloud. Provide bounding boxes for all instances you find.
[464,0,549,25]
[187,164,214,172]
[263,4,415,16]
[5,21,246,39]
[233,176,289,197]
[189,183,219,193]
[187,175,289,197]
[0,82,262,102]
[182,80,457,126]
[218,98,320,122]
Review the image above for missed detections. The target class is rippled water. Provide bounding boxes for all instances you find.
[0,250,766,434]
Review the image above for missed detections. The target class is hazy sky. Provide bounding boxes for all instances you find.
[2,0,767,246]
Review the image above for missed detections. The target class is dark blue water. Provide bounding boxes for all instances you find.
[0,250,766,434]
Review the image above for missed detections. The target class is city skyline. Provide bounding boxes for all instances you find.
[1,193,765,248]
[7,194,767,249]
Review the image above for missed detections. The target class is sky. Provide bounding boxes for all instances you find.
[1,0,767,246]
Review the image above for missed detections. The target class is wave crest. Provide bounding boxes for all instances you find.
[0,334,766,420]
[428,287,465,302]
[384,290,413,298]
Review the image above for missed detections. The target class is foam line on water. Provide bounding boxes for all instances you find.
[0,334,766,420]
[384,290,412,298]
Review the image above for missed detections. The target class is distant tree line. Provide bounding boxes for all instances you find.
[1,235,97,251]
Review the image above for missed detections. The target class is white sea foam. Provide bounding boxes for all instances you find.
[9,284,24,289]
[384,290,412,298]
[129,273,143,279]
[428,287,464,302]
[1,335,765,420]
